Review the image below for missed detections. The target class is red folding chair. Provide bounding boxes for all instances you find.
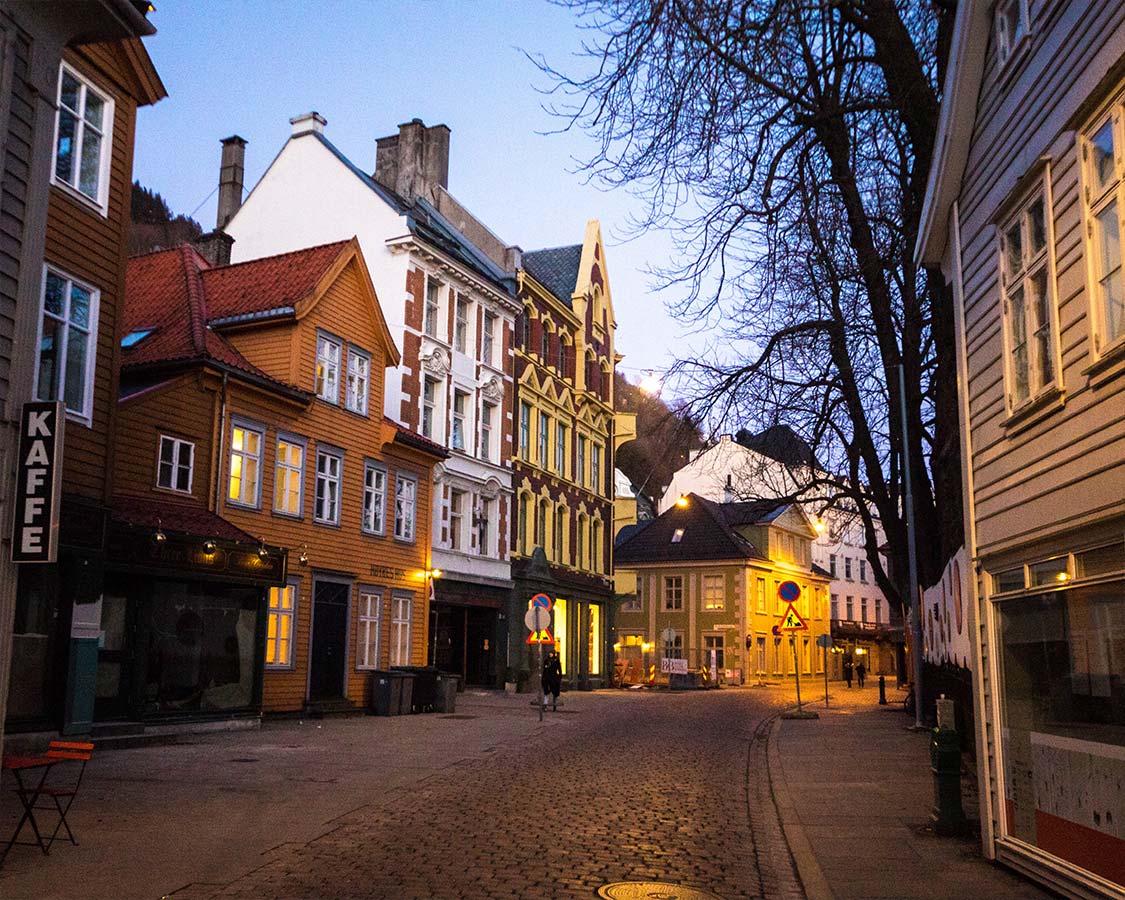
[15,741,94,850]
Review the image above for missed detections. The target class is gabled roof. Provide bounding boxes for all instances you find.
[111,494,256,543]
[718,499,789,527]
[523,245,582,308]
[615,493,772,565]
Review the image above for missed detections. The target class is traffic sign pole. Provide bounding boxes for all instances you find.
[537,635,543,723]
[793,636,802,712]
[824,646,829,708]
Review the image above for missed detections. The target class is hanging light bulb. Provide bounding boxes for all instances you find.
[202,538,217,555]
[299,544,309,566]
[257,538,269,559]
[153,518,167,544]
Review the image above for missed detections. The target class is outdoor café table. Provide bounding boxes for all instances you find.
[0,754,57,864]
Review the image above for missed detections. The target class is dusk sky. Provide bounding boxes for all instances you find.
[132,0,692,384]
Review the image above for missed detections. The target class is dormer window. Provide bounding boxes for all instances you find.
[995,0,1029,68]
[671,528,685,544]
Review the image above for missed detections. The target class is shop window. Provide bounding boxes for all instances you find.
[703,574,724,611]
[664,576,684,611]
[266,581,298,669]
[157,435,194,494]
[554,597,568,674]
[588,604,601,676]
[394,475,417,541]
[390,592,412,666]
[53,64,113,210]
[274,437,304,517]
[36,267,99,423]
[362,462,386,535]
[345,347,370,415]
[314,448,342,525]
[356,588,382,670]
[228,421,263,508]
[315,333,341,403]
[993,566,1026,594]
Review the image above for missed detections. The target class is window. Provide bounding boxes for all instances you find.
[424,276,441,338]
[519,493,530,555]
[265,581,298,668]
[345,348,370,415]
[756,637,767,674]
[157,435,194,493]
[757,578,766,613]
[454,294,470,353]
[451,390,468,452]
[558,341,568,378]
[536,498,548,548]
[860,559,867,583]
[362,462,387,534]
[538,413,550,467]
[394,475,417,541]
[554,597,568,674]
[36,267,99,421]
[846,596,854,620]
[519,403,531,460]
[591,443,602,495]
[663,576,684,611]
[422,377,439,440]
[54,65,112,207]
[519,309,532,350]
[704,634,725,669]
[390,592,412,666]
[540,324,550,362]
[773,637,783,674]
[1084,110,1125,353]
[480,402,495,462]
[829,554,837,577]
[577,436,587,487]
[228,422,263,507]
[1001,189,1057,406]
[315,333,341,403]
[592,519,603,573]
[845,557,853,580]
[994,0,1028,67]
[831,594,840,620]
[576,515,586,568]
[671,528,685,544]
[273,437,305,516]
[861,598,869,623]
[555,422,567,475]
[356,589,382,670]
[450,489,466,551]
[554,507,565,561]
[663,631,683,660]
[622,577,642,612]
[478,497,494,556]
[703,575,724,611]
[588,604,601,675]
[775,581,784,615]
[482,311,496,365]
[315,449,342,525]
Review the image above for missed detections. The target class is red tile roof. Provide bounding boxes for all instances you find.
[384,416,450,459]
[111,494,257,543]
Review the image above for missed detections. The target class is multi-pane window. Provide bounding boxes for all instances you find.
[424,276,441,338]
[663,575,684,611]
[576,515,586,568]
[536,499,548,548]
[482,311,496,366]
[315,450,342,525]
[704,634,725,669]
[591,444,602,495]
[157,436,194,493]
[265,582,297,668]
[478,497,493,556]
[577,436,587,487]
[994,0,1028,67]
[480,402,495,462]
[346,348,370,415]
[316,334,341,402]
[274,438,304,516]
[356,589,382,670]
[831,594,840,619]
[454,295,470,353]
[540,325,550,362]
[859,559,867,583]
[861,598,869,623]
[846,596,854,620]
[519,309,532,350]
[451,390,468,452]
[756,577,766,613]
[829,554,837,577]
[557,338,566,375]
[519,403,531,461]
[450,489,466,551]
[394,475,416,541]
[538,413,550,467]
[390,593,412,666]
[228,423,263,507]
[703,574,724,610]
[663,632,683,660]
[1001,189,1056,407]
[555,422,566,475]
[54,66,111,206]
[845,557,853,580]
[362,462,386,534]
[1084,110,1125,353]
[554,507,565,561]
[36,268,98,420]
[422,377,439,440]
[875,598,882,623]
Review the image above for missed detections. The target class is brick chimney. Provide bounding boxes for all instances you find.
[216,135,246,229]
[373,118,450,202]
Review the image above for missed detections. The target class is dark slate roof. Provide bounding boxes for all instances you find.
[522,245,582,308]
[112,494,257,543]
[615,493,770,565]
[735,424,820,469]
[718,500,788,527]
[614,521,651,547]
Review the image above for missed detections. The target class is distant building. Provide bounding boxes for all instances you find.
[917,1,1125,894]
[660,433,898,679]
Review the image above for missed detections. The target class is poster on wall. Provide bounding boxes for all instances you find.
[11,401,64,564]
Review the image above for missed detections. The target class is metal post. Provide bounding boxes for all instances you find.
[537,637,543,723]
[792,636,802,712]
[824,646,830,708]
[898,364,925,729]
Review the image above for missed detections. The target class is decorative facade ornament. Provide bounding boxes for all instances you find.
[481,375,504,402]
[422,345,450,376]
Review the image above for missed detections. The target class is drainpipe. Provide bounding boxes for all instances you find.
[213,372,228,512]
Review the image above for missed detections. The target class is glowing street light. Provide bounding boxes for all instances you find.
[638,371,663,396]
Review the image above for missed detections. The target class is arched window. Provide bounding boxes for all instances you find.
[537,498,549,548]
[591,519,601,573]
[540,324,550,363]
[554,506,566,561]
[558,340,568,378]
[520,309,532,351]
[519,492,530,555]
[576,514,587,569]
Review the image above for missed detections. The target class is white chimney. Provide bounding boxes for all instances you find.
[290,111,326,137]
[723,474,734,504]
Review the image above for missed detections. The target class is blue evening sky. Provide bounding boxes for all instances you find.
[132,0,691,382]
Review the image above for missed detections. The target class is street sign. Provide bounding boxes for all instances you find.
[524,607,551,632]
[778,580,801,602]
[771,624,781,636]
[660,627,677,643]
[816,633,833,649]
[779,603,808,631]
[527,627,555,645]
[531,593,552,611]
[660,657,688,674]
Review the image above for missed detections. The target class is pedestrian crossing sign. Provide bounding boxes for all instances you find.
[779,603,808,632]
[527,627,555,644]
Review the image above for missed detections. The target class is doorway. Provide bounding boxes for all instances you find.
[309,579,350,701]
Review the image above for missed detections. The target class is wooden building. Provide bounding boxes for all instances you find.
[116,238,445,717]
[917,1,1125,894]
[3,2,165,737]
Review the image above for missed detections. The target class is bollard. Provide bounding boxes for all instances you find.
[930,694,965,835]
[878,675,887,705]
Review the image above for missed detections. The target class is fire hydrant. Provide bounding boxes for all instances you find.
[930,695,965,835]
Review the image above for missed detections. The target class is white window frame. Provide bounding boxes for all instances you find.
[702,574,724,611]
[390,591,413,666]
[422,376,440,441]
[663,575,684,611]
[482,311,496,366]
[227,419,264,509]
[451,389,468,452]
[345,346,370,415]
[273,434,306,518]
[1082,101,1125,359]
[265,579,299,670]
[34,266,100,425]
[362,461,387,535]
[394,474,417,542]
[450,488,466,551]
[424,275,442,339]
[480,401,495,463]
[52,63,114,213]
[538,412,550,468]
[591,443,602,495]
[356,587,383,671]
[555,422,566,475]
[315,332,342,403]
[156,435,194,494]
[994,0,1030,69]
[519,402,531,461]
[314,448,343,526]
[454,293,470,354]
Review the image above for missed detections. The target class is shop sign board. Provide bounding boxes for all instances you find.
[12,401,64,563]
[660,657,688,674]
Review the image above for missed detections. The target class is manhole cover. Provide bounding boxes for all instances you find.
[441,714,477,720]
[597,883,724,900]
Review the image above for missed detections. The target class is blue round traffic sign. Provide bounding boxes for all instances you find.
[778,581,801,602]
[531,593,552,611]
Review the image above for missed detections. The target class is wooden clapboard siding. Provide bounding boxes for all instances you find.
[955,1,1125,561]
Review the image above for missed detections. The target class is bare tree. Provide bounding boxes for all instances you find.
[536,0,961,608]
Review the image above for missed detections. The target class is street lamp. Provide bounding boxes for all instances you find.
[422,567,442,665]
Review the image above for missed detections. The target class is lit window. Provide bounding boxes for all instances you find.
[121,329,152,348]
[663,576,684,611]
[346,348,370,415]
[451,390,468,452]
[454,294,470,353]
[424,276,442,338]
[482,311,495,365]
[588,604,601,675]
[266,582,298,668]
[36,267,99,421]
[390,592,412,666]
[314,449,342,525]
[273,437,304,516]
[995,0,1028,67]
[356,589,382,670]
[671,528,685,544]
[394,474,416,541]
[362,462,386,534]
[703,574,724,610]
[450,489,466,551]
[157,435,194,493]
[315,334,341,403]
[1084,109,1125,354]
[54,65,112,208]
[228,423,263,507]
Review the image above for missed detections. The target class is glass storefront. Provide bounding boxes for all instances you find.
[587,603,601,675]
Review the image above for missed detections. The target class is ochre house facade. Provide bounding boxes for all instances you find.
[116,238,444,717]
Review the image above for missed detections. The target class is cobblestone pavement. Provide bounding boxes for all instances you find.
[176,688,799,900]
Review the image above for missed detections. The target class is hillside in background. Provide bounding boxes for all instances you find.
[128,181,202,255]
[614,372,702,504]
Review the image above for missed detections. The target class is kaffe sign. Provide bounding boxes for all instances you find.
[12,401,64,563]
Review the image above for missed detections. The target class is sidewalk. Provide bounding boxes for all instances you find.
[768,683,1057,900]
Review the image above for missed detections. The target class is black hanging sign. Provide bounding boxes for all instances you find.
[12,401,64,563]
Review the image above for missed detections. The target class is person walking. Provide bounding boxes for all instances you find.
[542,649,562,711]
[843,657,854,688]
[856,660,867,688]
